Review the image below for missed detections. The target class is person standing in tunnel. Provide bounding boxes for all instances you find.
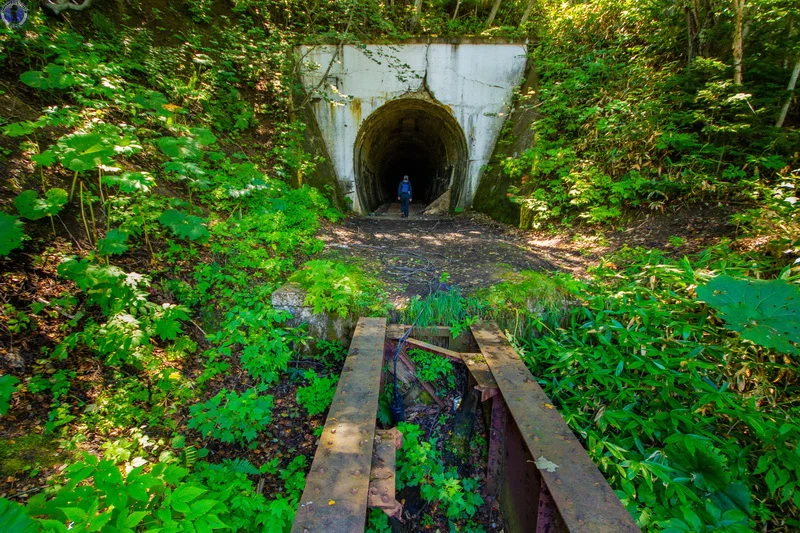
[397,175,412,218]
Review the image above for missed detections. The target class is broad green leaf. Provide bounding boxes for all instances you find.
[154,304,189,341]
[697,275,800,355]
[125,510,148,528]
[0,213,24,256]
[189,499,218,517]
[156,137,203,160]
[20,64,75,90]
[131,90,169,111]
[172,485,206,504]
[707,482,752,516]
[3,121,38,137]
[102,171,155,193]
[57,133,116,173]
[14,191,47,221]
[15,189,68,221]
[31,150,57,167]
[60,507,88,523]
[96,229,129,256]
[190,127,217,146]
[0,497,39,533]
[158,210,209,242]
[0,375,19,416]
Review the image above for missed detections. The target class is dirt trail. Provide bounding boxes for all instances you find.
[319,205,736,304]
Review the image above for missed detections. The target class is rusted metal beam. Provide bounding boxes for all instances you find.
[292,318,387,533]
[386,324,475,352]
[397,350,446,408]
[386,325,453,339]
[471,322,640,533]
[486,393,506,500]
[404,337,463,362]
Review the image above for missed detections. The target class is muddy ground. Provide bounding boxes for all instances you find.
[319,203,737,304]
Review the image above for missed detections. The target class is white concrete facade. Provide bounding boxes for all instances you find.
[297,42,528,212]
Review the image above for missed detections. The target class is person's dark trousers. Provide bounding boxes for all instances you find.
[399,194,410,217]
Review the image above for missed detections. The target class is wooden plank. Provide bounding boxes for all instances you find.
[460,353,499,400]
[368,430,397,509]
[470,322,640,533]
[292,318,387,533]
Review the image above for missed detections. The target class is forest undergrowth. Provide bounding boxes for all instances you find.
[0,0,799,532]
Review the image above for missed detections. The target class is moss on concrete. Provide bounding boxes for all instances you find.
[473,59,539,225]
[294,100,348,210]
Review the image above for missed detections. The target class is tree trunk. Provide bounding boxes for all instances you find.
[733,0,745,84]
[411,0,424,29]
[519,0,535,26]
[486,0,502,27]
[776,55,800,128]
[685,3,699,63]
[452,0,461,20]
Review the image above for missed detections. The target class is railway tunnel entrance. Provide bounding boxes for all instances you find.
[354,98,468,214]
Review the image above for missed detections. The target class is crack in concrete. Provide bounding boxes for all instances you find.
[419,42,432,94]
[445,66,505,89]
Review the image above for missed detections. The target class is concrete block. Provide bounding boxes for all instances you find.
[271,283,357,348]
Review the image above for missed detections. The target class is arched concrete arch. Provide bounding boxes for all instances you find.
[353,98,468,213]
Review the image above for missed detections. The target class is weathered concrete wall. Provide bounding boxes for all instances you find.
[473,60,538,225]
[272,283,356,349]
[297,42,528,213]
[293,99,348,209]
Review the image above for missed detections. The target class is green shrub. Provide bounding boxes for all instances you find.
[518,244,799,530]
[188,388,274,447]
[296,370,338,416]
[289,260,388,318]
[407,348,456,392]
[396,422,484,524]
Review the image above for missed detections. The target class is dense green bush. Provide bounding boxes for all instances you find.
[516,244,799,531]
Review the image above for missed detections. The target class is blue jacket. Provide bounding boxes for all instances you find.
[398,181,412,197]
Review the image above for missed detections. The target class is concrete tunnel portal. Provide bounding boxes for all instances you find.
[354,98,469,213]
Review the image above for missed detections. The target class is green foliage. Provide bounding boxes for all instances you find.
[96,229,129,257]
[296,370,338,416]
[396,422,484,523]
[26,453,228,532]
[500,0,799,228]
[697,275,800,355]
[158,210,210,242]
[403,289,484,330]
[366,507,392,532]
[188,388,274,446]
[20,64,76,90]
[38,131,121,174]
[289,259,387,318]
[315,339,348,372]
[14,189,68,220]
[517,244,799,530]
[0,213,24,256]
[408,348,456,392]
[0,497,38,533]
[0,375,20,416]
[474,270,572,336]
[55,257,190,368]
[2,303,30,334]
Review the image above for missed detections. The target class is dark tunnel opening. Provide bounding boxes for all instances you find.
[354,98,468,213]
